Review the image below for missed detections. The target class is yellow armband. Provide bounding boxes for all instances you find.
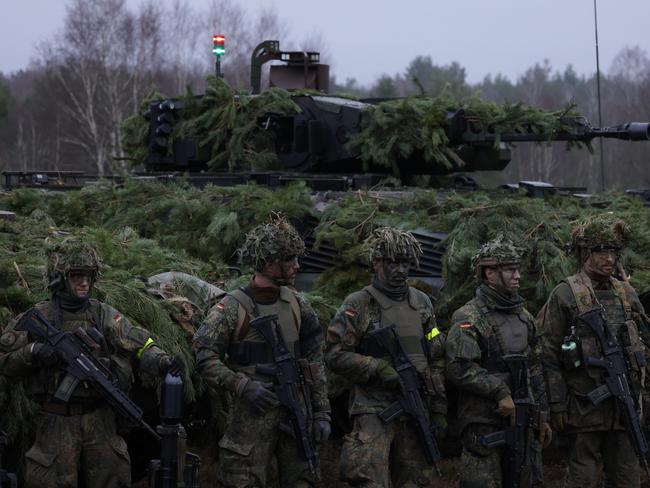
[136,337,155,359]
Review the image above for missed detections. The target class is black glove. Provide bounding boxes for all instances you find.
[163,354,186,377]
[313,419,331,443]
[31,343,61,367]
[240,380,280,414]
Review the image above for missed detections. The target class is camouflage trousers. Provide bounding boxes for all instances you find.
[24,405,130,488]
[339,413,437,488]
[563,430,639,488]
[459,423,536,488]
[217,396,318,488]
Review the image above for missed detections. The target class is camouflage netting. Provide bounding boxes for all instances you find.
[4,180,650,465]
[471,235,523,278]
[121,76,584,176]
[365,227,423,265]
[239,215,306,269]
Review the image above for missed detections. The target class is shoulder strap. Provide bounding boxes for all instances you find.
[565,273,597,314]
[611,278,633,319]
[280,287,302,332]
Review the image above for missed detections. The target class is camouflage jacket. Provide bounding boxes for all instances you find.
[325,284,446,416]
[192,284,330,416]
[0,299,170,402]
[446,286,547,430]
[539,270,649,431]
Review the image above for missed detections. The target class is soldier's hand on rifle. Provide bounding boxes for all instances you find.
[240,380,280,414]
[162,354,186,377]
[539,422,553,448]
[550,411,567,433]
[495,394,516,425]
[31,343,61,367]
[312,417,331,443]
[374,359,400,388]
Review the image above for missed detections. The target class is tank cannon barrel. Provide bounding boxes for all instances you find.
[446,111,650,144]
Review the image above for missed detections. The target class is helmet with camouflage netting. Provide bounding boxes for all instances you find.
[472,235,522,279]
[238,216,305,270]
[45,237,103,291]
[570,214,627,262]
[364,227,423,267]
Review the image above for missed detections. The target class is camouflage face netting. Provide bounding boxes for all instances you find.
[364,227,423,267]
[45,237,103,289]
[571,214,627,252]
[238,218,305,270]
[471,236,522,279]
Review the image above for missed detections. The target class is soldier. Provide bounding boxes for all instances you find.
[445,237,552,488]
[0,238,184,488]
[192,217,330,488]
[325,227,447,488]
[539,216,648,488]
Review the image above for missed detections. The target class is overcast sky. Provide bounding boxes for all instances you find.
[3,0,650,86]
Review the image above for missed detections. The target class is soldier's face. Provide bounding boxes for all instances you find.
[265,256,300,286]
[584,247,618,279]
[375,258,410,286]
[67,271,92,297]
[485,265,520,293]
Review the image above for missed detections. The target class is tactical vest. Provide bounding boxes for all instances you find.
[358,285,428,372]
[565,272,644,378]
[26,300,119,403]
[477,301,531,389]
[226,287,301,378]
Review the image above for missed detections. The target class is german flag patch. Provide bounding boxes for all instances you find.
[114,314,122,323]
[216,303,226,311]
[459,322,472,329]
[344,309,357,318]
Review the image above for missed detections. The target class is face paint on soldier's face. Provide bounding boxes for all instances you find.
[262,256,300,287]
[485,265,520,293]
[584,248,618,280]
[67,271,93,297]
[375,259,410,286]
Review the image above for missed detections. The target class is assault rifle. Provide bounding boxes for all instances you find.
[0,432,17,488]
[15,308,161,441]
[480,354,534,488]
[249,314,318,474]
[577,308,650,478]
[149,374,201,488]
[368,324,442,475]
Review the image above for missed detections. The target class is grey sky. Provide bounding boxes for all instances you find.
[3,0,650,86]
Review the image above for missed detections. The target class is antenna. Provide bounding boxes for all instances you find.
[594,0,605,190]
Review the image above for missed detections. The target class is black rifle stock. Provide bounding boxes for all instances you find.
[15,308,160,441]
[368,324,442,475]
[479,354,534,488]
[0,432,17,488]
[577,308,650,478]
[249,314,318,474]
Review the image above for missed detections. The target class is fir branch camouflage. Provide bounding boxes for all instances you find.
[364,227,423,266]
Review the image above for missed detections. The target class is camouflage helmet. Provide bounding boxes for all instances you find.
[472,236,522,279]
[45,237,102,290]
[364,227,423,266]
[239,217,305,270]
[570,214,627,253]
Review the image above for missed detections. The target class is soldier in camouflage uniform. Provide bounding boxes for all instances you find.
[325,227,447,488]
[192,218,330,488]
[0,238,183,488]
[445,237,552,488]
[539,216,648,488]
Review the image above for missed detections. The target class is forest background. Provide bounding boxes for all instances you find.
[1,0,650,191]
